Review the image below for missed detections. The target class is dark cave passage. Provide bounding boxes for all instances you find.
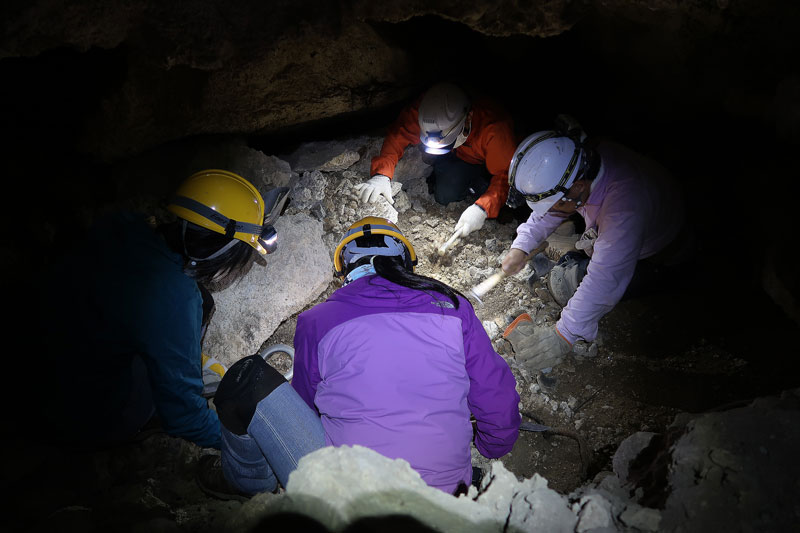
[2,0,797,419]
[3,0,797,417]
[2,2,800,530]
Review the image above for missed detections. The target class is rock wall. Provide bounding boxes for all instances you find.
[203,213,332,365]
[4,0,792,161]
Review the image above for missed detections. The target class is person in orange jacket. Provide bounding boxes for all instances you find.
[356,82,517,238]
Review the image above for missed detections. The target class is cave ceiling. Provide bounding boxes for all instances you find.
[3,0,795,162]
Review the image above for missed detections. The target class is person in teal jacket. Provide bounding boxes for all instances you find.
[39,169,288,450]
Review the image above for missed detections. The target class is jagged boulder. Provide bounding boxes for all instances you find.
[232,445,583,532]
[573,388,800,533]
[202,213,332,366]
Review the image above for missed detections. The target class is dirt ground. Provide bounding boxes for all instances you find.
[9,184,799,533]
[265,195,800,496]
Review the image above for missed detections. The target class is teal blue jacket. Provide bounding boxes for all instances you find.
[43,212,221,449]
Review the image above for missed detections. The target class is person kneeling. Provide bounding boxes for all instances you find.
[198,216,520,498]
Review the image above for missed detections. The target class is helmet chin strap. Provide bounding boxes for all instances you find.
[453,116,472,149]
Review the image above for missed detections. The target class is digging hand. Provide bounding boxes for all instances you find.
[454,204,486,237]
[502,248,529,276]
[438,229,462,256]
[503,315,572,371]
[355,174,394,204]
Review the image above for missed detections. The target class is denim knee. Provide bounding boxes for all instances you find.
[215,355,287,435]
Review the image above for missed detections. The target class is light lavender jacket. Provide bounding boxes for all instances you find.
[511,140,685,343]
[292,275,520,493]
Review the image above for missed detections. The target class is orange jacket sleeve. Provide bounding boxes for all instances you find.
[370,96,424,179]
[468,102,516,218]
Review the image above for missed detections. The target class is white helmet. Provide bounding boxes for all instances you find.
[507,129,589,215]
[418,83,470,155]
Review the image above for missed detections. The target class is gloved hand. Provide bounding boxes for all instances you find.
[201,353,228,397]
[202,353,228,384]
[503,315,572,371]
[355,174,394,204]
[454,204,487,237]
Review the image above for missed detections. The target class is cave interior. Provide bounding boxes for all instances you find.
[2,0,800,528]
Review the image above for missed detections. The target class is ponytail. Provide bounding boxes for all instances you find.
[370,255,463,309]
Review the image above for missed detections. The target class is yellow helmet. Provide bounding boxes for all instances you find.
[167,169,288,255]
[333,216,417,277]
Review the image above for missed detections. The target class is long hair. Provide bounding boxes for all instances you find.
[159,221,254,285]
[344,234,464,308]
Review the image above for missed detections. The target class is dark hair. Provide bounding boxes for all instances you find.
[344,234,464,309]
[159,221,254,285]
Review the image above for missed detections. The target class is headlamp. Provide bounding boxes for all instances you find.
[422,138,456,155]
[258,225,278,254]
[420,114,467,155]
[421,128,457,154]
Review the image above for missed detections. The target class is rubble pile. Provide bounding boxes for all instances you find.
[11,135,798,532]
[215,386,800,532]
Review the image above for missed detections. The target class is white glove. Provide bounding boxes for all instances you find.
[355,174,393,204]
[454,204,487,237]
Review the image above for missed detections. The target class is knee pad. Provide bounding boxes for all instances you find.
[214,354,287,435]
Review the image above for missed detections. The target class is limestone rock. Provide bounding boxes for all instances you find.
[1,0,784,170]
[289,170,329,215]
[482,320,500,340]
[612,431,656,483]
[281,139,363,173]
[619,505,661,531]
[280,445,496,532]
[392,146,433,201]
[202,213,332,365]
[265,446,580,533]
[325,175,399,236]
[657,389,800,532]
[575,494,613,532]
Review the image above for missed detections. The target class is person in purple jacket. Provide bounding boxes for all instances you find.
[197,216,520,499]
[501,117,693,369]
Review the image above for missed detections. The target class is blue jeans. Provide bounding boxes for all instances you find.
[220,382,326,494]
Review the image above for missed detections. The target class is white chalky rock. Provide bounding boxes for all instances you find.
[289,170,329,212]
[281,138,365,172]
[576,494,613,532]
[252,446,583,533]
[620,505,662,531]
[203,213,332,365]
[482,320,500,339]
